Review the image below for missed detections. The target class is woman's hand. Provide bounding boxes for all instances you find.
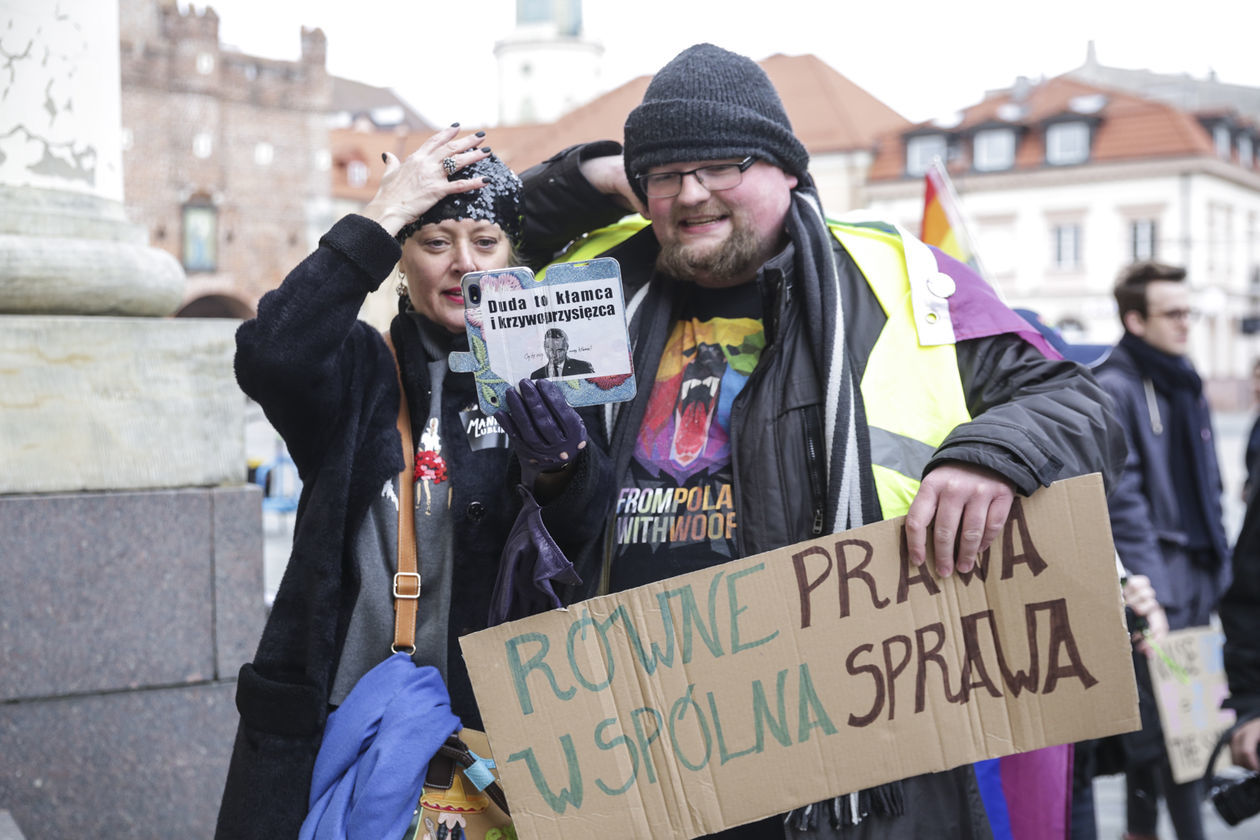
[498,379,588,500]
[362,125,491,237]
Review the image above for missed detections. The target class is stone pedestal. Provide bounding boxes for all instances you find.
[0,317,242,494]
[0,486,264,839]
[0,186,184,316]
[0,2,184,317]
[0,4,264,837]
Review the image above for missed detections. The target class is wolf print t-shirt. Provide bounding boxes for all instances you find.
[610,283,765,592]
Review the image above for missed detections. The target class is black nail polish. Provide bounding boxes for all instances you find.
[475,131,486,138]
[481,146,491,153]
[381,153,388,163]
[450,122,460,128]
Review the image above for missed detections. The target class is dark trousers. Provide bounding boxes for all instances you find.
[1124,653,1207,840]
[1070,770,1097,839]
[1125,760,1205,839]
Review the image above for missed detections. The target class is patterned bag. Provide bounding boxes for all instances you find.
[404,729,514,840]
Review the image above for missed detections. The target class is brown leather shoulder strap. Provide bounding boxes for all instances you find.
[383,332,420,654]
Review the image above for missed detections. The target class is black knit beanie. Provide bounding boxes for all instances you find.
[623,43,809,203]
[394,153,524,247]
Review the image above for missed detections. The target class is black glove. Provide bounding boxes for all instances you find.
[487,485,581,626]
[496,378,587,488]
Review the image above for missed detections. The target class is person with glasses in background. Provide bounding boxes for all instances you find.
[1094,261,1232,840]
[518,42,1125,840]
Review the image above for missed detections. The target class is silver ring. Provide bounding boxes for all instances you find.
[441,157,458,176]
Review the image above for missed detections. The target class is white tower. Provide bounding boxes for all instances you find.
[495,0,603,125]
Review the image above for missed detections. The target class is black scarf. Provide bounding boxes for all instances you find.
[389,306,468,450]
[1118,331,1217,556]
[783,188,900,831]
[786,187,882,532]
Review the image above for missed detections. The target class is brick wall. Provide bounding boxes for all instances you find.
[119,0,334,314]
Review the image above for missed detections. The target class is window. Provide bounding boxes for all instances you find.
[906,134,947,176]
[1214,124,1232,159]
[518,0,551,23]
[347,160,368,188]
[973,128,1015,171]
[193,132,213,159]
[182,203,217,272]
[254,142,274,166]
[1131,219,1158,262]
[1046,122,1090,165]
[1240,134,1254,168]
[1052,224,1081,270]
[196,53,215,75]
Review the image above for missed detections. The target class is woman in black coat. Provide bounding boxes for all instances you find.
[216,127,611,839]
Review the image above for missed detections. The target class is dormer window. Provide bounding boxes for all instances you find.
[906,134,947,176]
[973,128,1015,172]
[1045,121,1090,166]
[1241,134,1255,168]
[1214,124,1232,159]
[182,200,218,273]
[347,160,368,188]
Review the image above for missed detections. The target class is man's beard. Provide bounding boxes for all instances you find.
[655,220,764,286]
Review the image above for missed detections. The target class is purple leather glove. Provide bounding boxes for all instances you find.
[488,485,581,626]
[497,378,588,488]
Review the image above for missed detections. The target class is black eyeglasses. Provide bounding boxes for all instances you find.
[636,157,756,198]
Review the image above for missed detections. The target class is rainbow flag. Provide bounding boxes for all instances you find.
[975,745,1073,840]
[921,158,981,271]
[923,163,1072,837]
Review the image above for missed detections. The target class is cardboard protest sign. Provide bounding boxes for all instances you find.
[461,474,1140,840]
[1148,626,1237,783]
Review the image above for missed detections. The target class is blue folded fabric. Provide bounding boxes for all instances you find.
[300,652,461,840]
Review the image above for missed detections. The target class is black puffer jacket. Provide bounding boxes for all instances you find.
[215,214,612,839]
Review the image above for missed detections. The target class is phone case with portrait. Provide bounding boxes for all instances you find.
[449,258,636,415]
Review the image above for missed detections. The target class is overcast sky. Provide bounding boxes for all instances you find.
[203,0,1260,128]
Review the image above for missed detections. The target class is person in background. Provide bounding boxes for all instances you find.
[1233,356,1260,797]
[519,42,1125,840]
[1222,467,1260,771]
[214,126,611,840]
[1243,358,1260,501]
[1094,260,1231,840]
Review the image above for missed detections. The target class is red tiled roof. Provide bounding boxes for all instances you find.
[867,75,1219,182]
[760,53,908,154]
[332,52,909,198]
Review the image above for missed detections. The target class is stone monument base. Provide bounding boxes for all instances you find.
[0,485,264,839]
[0,315,243,495]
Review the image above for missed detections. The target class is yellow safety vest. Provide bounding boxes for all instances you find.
[547,217,974,519]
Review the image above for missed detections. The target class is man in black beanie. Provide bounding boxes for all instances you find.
[519,43,1125,839]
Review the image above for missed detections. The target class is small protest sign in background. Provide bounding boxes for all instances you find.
[462,474,1140,840]
[1149,626,1237,783]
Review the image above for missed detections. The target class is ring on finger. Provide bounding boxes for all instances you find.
[441,157,458,176]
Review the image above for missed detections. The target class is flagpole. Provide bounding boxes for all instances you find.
[925,157,1006,302]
